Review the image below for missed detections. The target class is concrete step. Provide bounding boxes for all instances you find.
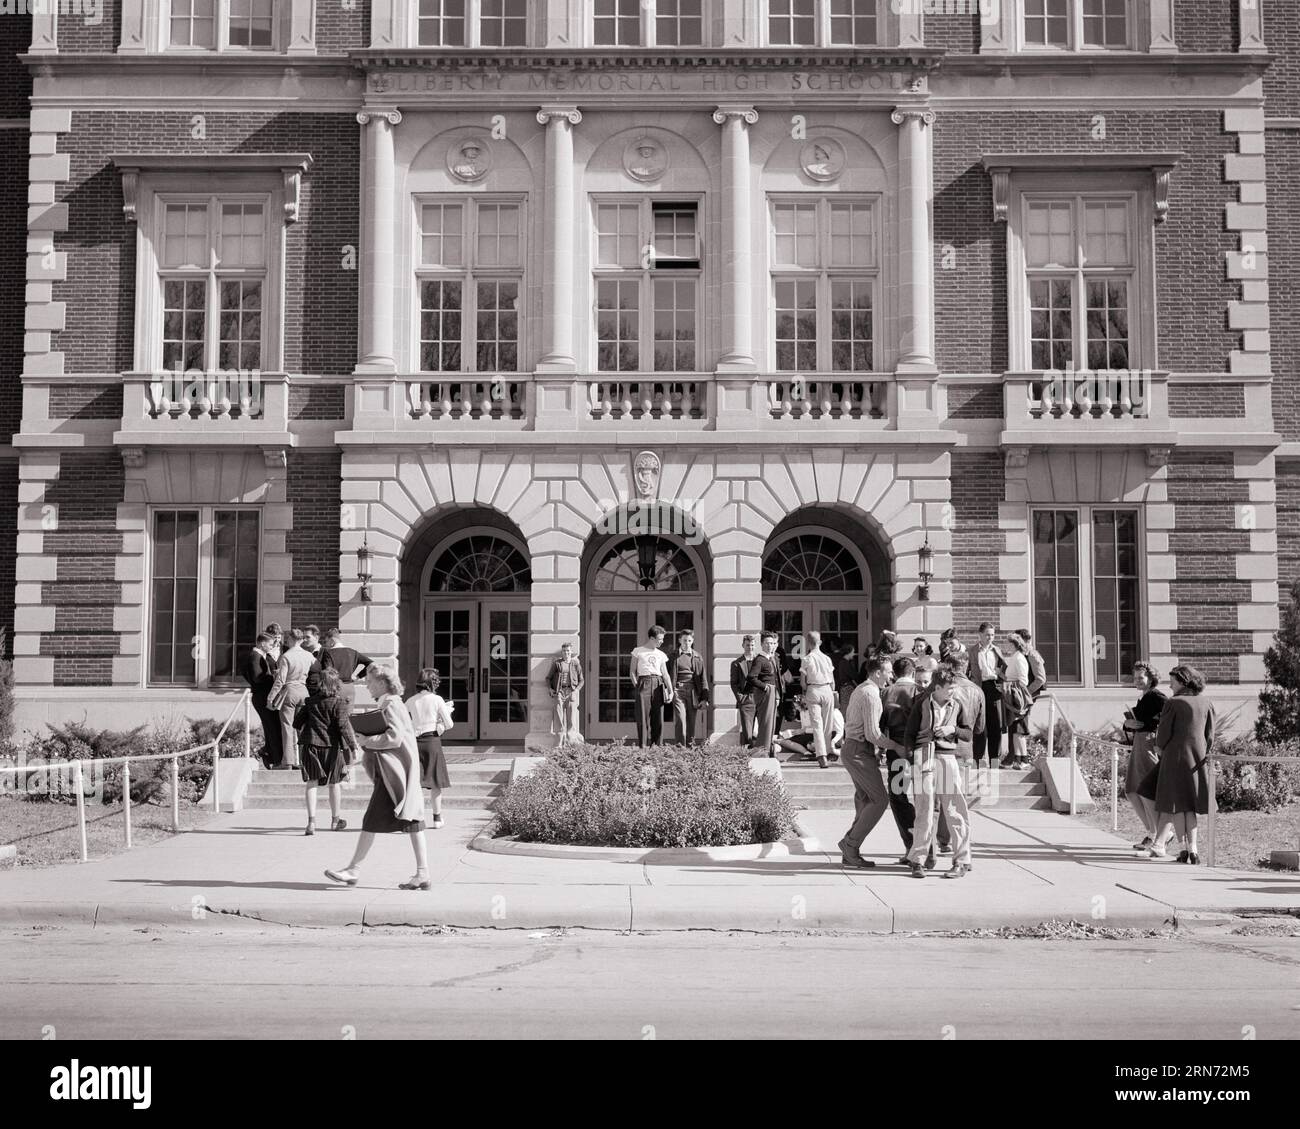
[793,793,1054,811]
[242,795,498,811]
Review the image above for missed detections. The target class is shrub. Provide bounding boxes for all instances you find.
[0,628,14,749]
[494,741,796,849]
[1257,580,1300,744]
[1212,735,1300,813]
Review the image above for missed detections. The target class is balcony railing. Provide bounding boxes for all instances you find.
[407,379,527,422]
[767,378,888,421]
[586,380,708,422]
[1005,370,1169,428]
[113,371,292,446]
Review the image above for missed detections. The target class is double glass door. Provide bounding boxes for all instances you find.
[588,600,703,740]
[425,599,529,741]
[762,601,868,672]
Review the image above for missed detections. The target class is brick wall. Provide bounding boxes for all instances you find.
[924,11,980,54]
[55,112,360,377]
[1167,451,1250,684]
[0,9,32,117]
[933,111,1239,377]
[1168,383,1246,419]
[42,452,126,686]
[56,8,119,54]
[950,450,1006,633]
[285,452,342,629]
[946,381,1002,419]
[1267,133,1300,439]
[0,125,29,445]
[317,1,369,53]
[1277,459,1300,607]
[48,384,125,420]
[289,383,346,420]
[0,461,16,651]
[1263,0,1300,114]
[1175,1,1238,53]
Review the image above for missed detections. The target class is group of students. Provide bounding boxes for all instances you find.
[241,623,457,890]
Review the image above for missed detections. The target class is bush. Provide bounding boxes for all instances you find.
[1256,580,1300,744]
[494,741,796,849]
[1213,735,1300,813]
[0,628,14,749]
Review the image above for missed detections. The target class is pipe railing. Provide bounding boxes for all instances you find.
[1032,692,1131,824]
[0,690,252,862]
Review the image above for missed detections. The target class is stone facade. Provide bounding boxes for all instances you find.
[2,1,1291,740]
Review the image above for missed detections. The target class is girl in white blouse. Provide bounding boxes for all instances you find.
[1000,633,1034,769]
[406,668,454,830]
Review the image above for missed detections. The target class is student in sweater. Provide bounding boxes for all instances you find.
[293,667,361,835]
[904,669,978,880]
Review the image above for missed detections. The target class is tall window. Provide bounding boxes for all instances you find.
[416,0,529,47]
[593,0,704,46]
[159,198,267,372]
[594,199,699,373]
[1024,195,1133,371]
[1024,0,1130,50]
[770,197,876,372]
[768,0,878,47]
[151,508,260,686]
[169,0,274,50]
[1032,507,1141,686]
[417,198,523,373]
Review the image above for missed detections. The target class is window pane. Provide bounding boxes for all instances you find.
[1083,0,1128,47]
[1024,0,1070,46]
[1092,509,1140,683]
[162,279,207,373]
[1029,277,1073,371]
[774,278,817,372]
[830,277,872,372]
[596,203,641,268]
[151,511,201,685]
[829,202,873,267]
[594,0,641,45]
[218,203,265,268]
[1083,200,1130,266]
[170,0,216,47]
[481,0,528,46]
[475,280,519,373]
[772,202,818,269]
[218,279,262,370]
[769,0,816,45]
[210,511,259,681]
[653,278,696,372]
[417,0,467,46]
[420,280,463,372]
[1026,200,1075,268]
[829,0,877,46]
[652,206,698,264]
[420,203,464,268]
[1085,277,1129,370]
[656,0,703,46]
[228,0,274,48]
[1033,509,1082,683]
[476,203,521,267]
[596,279,639,372]
[162,203,209,270]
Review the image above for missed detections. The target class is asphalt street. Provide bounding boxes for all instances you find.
[2,922,1298,1041]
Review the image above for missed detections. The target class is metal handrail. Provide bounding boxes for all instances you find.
[0,690,252,862]
[1033,691,1129,824]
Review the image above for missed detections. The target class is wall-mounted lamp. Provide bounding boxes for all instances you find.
[357,537,373,603]
[918,537,934,602]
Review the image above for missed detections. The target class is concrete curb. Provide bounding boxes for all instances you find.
[469,827,823,863]
[0,889,1182,933]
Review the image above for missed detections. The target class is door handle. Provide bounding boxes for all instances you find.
[467,668,476,694]
[480,666,488,690]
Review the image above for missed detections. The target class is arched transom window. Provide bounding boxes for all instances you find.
[428,534,531,592]
[762,532,864,592]
[593,536,701,592]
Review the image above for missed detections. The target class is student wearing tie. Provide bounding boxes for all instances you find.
[967,621,1007,769]
[670,630,710,744]
[629,626,673,748]
[241,631,282,768]
[547,641,585,746]
[730,635,759,747]
[746,632,782,756]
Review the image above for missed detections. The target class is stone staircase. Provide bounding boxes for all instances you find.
[779,757,1053,811]
[241,746,513,811]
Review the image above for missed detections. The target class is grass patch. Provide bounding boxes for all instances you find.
[494,741,796,849]
[1,796,213,868]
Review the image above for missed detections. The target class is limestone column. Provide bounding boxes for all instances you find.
[356,108,401,373]
[712,105,758,372]
[536,106,582,373]
[891,107,937,375]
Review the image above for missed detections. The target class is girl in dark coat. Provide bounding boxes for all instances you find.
[1148,664,1216,865]
[294,667,361,835]
[1122,662,1168,851]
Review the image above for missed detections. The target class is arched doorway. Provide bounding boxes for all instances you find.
[761,526,874,665]
[584,532,709,740]
[420,528,531,741]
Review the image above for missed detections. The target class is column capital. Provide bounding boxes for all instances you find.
[357,108,402,127]
[891,107,935,128]
[537,105,582,126]
[712,105,759,126]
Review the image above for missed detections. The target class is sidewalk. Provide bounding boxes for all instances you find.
[2,804,1297,933]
